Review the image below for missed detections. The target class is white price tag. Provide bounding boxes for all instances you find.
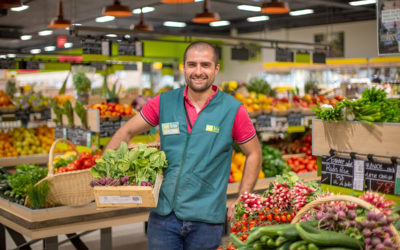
[353,159,365,191]
[98,196,143,204]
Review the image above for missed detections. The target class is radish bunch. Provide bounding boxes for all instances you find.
[239,192,266,214]
[362,210,397,250]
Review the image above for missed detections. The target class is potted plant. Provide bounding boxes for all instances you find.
[73,72,91,104]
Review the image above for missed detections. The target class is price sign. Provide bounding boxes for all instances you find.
[40,108,51,120]
[68,128,92,147]
[321,156,355,189]
[287,112,304,126]
[15,109,30,123]
[82,39,103,55]
[55,126,67,139]
[0,59,16,69]
[365,160,397,195]
[99,120,121,137]
[256,114,276,131]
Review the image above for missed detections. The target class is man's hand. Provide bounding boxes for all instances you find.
[227,197,240,224]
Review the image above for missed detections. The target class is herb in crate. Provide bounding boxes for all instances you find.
[90,142,168,187]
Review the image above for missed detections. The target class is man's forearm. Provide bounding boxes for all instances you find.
[238,152,262,195]
[104,127,133,151]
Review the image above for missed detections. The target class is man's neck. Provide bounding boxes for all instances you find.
[187,86,215,112]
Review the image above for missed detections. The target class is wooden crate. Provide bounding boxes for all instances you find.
[93,174,163,208]
[312,119,400,160]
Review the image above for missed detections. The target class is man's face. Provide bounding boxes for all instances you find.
[184,47,220,93]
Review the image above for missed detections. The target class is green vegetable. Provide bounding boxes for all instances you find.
[295,223,361,249]
[90,142,168,185]
[6,79,16,98]
[277,241,292,250]
[262,145,290,177]
[75,101,88,129]
[51,99,64,126]
[7,164,47,199]
[106,78,121,99]
[27,181,50,208]
[63,100,74,127]
[289,240,307,250]
[73,72,91,95]
[229,233,246,247]
[59,71,70,95]
[307,243,319,250]
[246,77,275,96]
[275,236,289,246]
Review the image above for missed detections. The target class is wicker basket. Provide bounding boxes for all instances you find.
[33,138,94,207]
[291,195,400,247]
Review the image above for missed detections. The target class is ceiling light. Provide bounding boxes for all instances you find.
[124,34,131,39]
[49,1,71,29]
[261,0,290,14]
[64,42,73,48]
[289,9,313,16]
[96,16,115,22]
[7,54,16,58]
[193,0,220,23]
[132,6,154,14]
[209,20,230,27]
[10,4,28,11]
[44,46,56,52]
[247,15,269,22]
[38,30,53,36]
[237,5,261,12]
[20,35,32,40]
[30,49,41,54]
[163,21,186,27]
[0,0,21,9]
[349,0,376,6]
[103,0,132,17]
[195,0,204,2]
[161,0,194,4]
[131,12,154,31]
[0,55,6,59]
[106,34,117,37]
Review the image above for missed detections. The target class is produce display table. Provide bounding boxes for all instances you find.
[0,171,319,250]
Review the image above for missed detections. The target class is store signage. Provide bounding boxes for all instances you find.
[82,39,103,55]
[101,41,112,56]
[256,114,276,131]
[313,52,326,64]
[322,155,400,195]
[118,41,143,56]
[287,112,304,126]
[321,155,355,189]
[0,59,16,69]
[40,108,51,120]
[57,36,67,48]
[19,61,40,70]
[55,126,67,139]
[99,120,121,137]
[275,49,293,62]
[377,0,400,55]
[295,52,311,63]
[67,128,92,147]
[15,109,30,123]
[231,47,249,61]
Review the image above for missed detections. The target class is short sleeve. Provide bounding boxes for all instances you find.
[140,94,160,127]
[232,104,256,144]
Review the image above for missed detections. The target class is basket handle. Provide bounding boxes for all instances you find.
[291,195,400,247]
[48,138,79,176]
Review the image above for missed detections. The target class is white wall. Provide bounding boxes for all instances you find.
[216,20,378,83]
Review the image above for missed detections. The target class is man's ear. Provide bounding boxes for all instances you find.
[215,63,220,73]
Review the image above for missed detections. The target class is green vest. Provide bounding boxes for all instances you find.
[151,87,241,224]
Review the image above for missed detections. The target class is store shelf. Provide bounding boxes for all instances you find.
[0,154,50,167]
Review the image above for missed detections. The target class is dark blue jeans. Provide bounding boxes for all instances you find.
[147,211,225,250]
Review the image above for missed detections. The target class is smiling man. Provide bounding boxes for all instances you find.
[105,41,262,250]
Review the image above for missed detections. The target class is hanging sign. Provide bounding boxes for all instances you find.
[377,0,400,55]
[256,114,276,131]
[321,156,355,189]
[57,36,67,48]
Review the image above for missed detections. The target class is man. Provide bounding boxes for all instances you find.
[105,41,262,249]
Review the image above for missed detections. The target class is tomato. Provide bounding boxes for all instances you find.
[241,213,248,220]
[79,152,92,159]
[249,220,256,227]
[287,214,292,222]
[242,234,248,240]
[83,159,94,169]
[66,163,77,172]
[241,226,247,232]
[231,226,237,232]
[259,215,266,221]
[238,236,243,241]
[266,214,272,221]
[241,220,248,226]
[281,215,287,223]
[274,215,281,222]
[273,208,280,214]
[234,221,242,229]
[217,248,223,250]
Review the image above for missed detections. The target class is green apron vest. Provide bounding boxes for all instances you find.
[151,87,241,224]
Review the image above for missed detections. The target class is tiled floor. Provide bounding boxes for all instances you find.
[5,223,230,249]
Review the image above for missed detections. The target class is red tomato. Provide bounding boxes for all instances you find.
[259,215,266,221]
[274,215,281,222]
[241,220,248,226]
[79,152,92,159]
[266,214,272,221]
[241,226,247,232]
[234,222,242,229]
[242,213,248,220]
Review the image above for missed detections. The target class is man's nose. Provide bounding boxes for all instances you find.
[194,65,202,75]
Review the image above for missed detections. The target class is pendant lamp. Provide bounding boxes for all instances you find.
[131,12,153,31]
[0,0,21,9]
[161,0,194,4]
[261,0,290,14]
[48,1,71,29]
[192,0,220,24]
[103,0,132,17]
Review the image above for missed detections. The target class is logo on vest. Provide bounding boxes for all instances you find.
[161,122,180,135]
[205,125,220,133]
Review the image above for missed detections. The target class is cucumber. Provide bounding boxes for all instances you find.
[267,238,275,247]
[260,235,270,244]
[277,242,292,250]
[275,236,289,247]
[295,223,361,249]
[307,243,319,250]
[290,240,307,250]
[320,248,356,250]
[229,233,246,248]
[278,227,300,240]
[246,223,295,244]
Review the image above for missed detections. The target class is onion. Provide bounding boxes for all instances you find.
[347,210,356,220]
[383,238,393,247]
[373,227,382,237]
[371,237,381,246]
[337,210,346,219]
[375,243,385,250]
[365,238,371,245]
[367,210,376,220]
[363,228,372,237]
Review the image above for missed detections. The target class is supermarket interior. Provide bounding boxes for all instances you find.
[1,0,400,249]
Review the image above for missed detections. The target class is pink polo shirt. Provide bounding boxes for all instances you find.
[140,85,256,144]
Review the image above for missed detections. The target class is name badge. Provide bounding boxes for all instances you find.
[205,124,220,133]
[161,122,180,135]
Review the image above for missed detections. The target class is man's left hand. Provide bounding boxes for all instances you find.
[227,197,240,224]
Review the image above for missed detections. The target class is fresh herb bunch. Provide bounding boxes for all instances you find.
[63,100,74,127]
[90,142,168,186]
[312,103,343,122]
[5,164,47,205]
[51,99,64,125]
[27,181,50,209]
[73,72,91,95]
[246,78,275,96]
[75,101,88,129]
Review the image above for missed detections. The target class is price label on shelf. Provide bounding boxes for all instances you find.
[98,196,143,204]
[353,159,365,191]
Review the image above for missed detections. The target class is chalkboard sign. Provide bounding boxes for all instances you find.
[0,59,16,69]
[321,156,355,189]
[118,41,136,56]
[287,112,304,126]
[99,120,121,137]
[275,49,294,62]
[364,160,397,195]
[15,109,30,123]
[55,126,66,139]
[82,39,103,55]
[40,108,51,120]
[68,128,92,147]
[256,114,276,131]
